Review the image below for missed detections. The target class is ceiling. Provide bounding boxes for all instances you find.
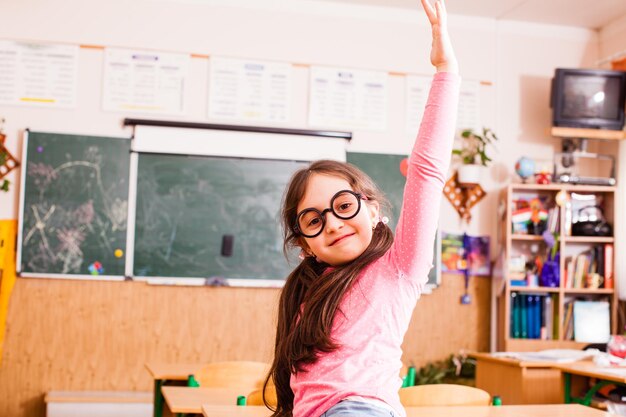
[312,0,626,29]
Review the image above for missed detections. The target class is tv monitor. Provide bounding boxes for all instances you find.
[550,68,626,131]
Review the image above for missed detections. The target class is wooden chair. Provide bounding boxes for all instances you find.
[247,384,277,406]
[399,384,491,406]
[190,361,270,391]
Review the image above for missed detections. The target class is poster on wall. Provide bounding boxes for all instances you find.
[0,40,78,109]
[102,48,189,115]
[457,80,481,131]
[406,76,481,135]
[308,66,388,131]
[441,232,490,276]
[207,56,292,123]
[405,74,431,135]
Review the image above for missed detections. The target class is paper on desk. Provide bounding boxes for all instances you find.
[492,349,594,363]
[593,352,626,367]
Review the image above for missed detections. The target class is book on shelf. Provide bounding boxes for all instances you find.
[512,292,520,338]
[563,243,614,289]
[520,294,527,338]
[574,253,588,289]
[595,245,604,279]
[563,301,574,340]
[528,295,537,339]
[552,294,559,340]
[564,256,573,288]
[605,243,614,289]
[510,293,555,340]
[564,199,572,236]
[546,206,560,234]
[541,294,556,340]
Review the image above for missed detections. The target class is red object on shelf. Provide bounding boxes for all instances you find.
[535,172,551,184]
[604,244,614,289]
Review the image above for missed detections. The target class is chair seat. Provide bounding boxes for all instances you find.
[247,385,277,406]
[191,361,270,391]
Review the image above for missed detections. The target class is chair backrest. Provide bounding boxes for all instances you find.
[399,384,491,406]
[247,384,277,406]
[192,361,270,390]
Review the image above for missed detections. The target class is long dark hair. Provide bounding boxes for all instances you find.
[263,160,394,417]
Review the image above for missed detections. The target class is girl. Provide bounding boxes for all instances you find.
[266,1,460,416]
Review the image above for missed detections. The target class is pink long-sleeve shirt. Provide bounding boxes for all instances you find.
[290,72,461,417]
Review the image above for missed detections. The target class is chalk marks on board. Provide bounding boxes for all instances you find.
[19,132,130,277]
[133,154,306,280]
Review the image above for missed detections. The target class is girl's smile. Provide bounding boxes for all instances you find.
[329,233,355,246]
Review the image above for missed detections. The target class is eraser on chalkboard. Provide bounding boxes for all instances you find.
[221,235,234,257]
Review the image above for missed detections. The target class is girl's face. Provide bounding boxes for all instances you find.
[296,173,379,266]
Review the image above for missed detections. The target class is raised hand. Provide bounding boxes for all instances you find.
[420,0,458,73]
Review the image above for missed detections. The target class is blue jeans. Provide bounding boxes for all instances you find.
[321,400,400,417]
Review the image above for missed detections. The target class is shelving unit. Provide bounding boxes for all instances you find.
[496,183,617,352]
[551,127,626,141]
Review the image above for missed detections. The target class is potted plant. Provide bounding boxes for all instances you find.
[412,352,477,386]
[452,127,498,186]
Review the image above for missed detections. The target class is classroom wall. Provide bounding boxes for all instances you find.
[599,13,626,61]
[0,1,609,416]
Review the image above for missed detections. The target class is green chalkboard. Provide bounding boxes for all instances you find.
[347,151,440,287]
[133,154,306,281]
[18,131,130,277]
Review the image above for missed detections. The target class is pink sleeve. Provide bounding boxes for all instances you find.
[389,71,461,283]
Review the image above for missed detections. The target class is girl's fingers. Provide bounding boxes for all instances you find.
[435,0,446,26]
[439,0,447,14]
[420,0,438,24]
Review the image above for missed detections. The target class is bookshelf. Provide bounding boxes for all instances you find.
[496,183,617,352]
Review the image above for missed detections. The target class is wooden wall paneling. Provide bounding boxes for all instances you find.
[402,274,491,365]
[0,273,490,417]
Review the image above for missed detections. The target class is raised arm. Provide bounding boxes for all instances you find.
[390,0,460,282]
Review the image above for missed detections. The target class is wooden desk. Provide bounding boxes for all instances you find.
[553,361,626,405]
[162,386,247,414]
[201,404,614,417]
[470,352,563,404]
[145,363,205,381]
[145,363,204,417]
[202,405,268,417]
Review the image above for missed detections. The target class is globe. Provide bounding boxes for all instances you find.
[515,157,535,182]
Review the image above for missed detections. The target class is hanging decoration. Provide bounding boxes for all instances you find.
[0,120,20,192]
[443,171,486,222]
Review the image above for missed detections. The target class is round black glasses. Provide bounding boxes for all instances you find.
[294,190,364,238]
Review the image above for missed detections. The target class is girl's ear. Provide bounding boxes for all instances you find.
[297,237,311,253]
[366,200,380,224]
